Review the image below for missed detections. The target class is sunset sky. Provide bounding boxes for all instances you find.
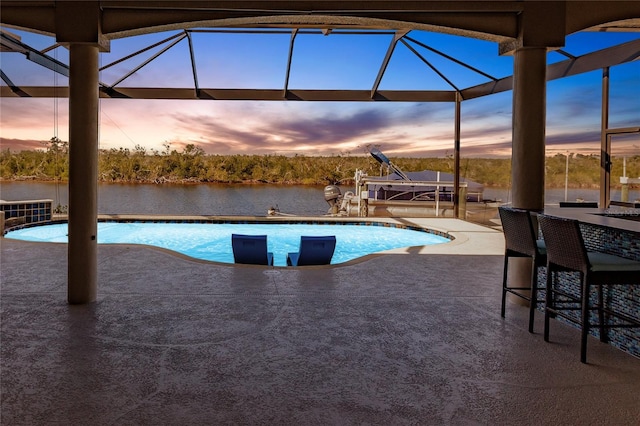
[1,27,639,158]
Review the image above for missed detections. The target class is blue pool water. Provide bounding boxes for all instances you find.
[5,222,450,266]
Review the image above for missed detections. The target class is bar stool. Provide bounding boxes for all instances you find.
[498,207,547,333]
[538,214,640,363]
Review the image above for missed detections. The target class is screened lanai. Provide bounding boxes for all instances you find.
[2,26,639,205]
[1,1,639,303]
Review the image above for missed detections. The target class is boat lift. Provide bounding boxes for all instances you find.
[353,147,470,218]
[369,147,411,181]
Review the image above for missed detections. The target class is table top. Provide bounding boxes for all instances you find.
[543,207,640,234]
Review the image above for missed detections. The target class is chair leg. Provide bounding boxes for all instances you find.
[544,268,554,342]
[580,275,590,364]
[597,284,608,343]
[528,262,538,333]
[501,256,509,318]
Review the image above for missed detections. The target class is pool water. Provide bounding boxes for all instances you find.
[5,222,450,266]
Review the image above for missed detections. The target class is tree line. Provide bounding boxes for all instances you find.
[1,139,638,189]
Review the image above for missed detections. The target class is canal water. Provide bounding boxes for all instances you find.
[1,181,637,216]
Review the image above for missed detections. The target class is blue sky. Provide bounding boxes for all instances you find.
[1,27,638,157]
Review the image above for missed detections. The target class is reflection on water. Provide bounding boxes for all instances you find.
[0,182,329,216]
[1,182,638,216]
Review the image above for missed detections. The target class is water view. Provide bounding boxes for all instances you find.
[1,182,637,217]
[1,182,328,216]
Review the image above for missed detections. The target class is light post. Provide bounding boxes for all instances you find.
[564,151,570,202]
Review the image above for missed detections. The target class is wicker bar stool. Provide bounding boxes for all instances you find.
[498,207,547,333]
[538,214,640,363]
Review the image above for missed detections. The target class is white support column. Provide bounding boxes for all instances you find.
[68,44,99,304]
[508,46,548,309]
[512,47,547,210]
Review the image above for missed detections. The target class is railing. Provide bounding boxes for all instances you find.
[355,178,470,217]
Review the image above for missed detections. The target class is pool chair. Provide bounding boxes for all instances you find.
[498,206,547,333]
[231,234,274,266]
[538,214,640,363]
[287,235,336,266]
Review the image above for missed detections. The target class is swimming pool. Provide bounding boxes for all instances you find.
[5,221,451,266]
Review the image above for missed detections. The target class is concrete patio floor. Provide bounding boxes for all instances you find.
[1,218,639,425]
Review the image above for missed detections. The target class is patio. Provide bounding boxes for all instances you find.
[1,218,639,425]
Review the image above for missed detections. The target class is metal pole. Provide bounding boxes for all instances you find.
[564,151,569,202]
[435,171,440,216]
[454,92,461,218]
[600,67,610,209]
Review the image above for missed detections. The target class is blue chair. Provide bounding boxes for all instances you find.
[287,236,336,266]
[231,234,273,265]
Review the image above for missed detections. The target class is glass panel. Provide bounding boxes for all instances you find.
[545,152,601,206]
[288,31,392,90]
[192,30,290,89]
[610,132,640,205]
[105,32,195,88]
[609,61,640,129]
